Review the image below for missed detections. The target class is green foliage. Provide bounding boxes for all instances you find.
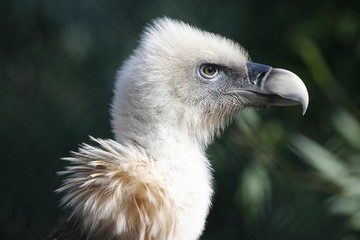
[2,0,360,239]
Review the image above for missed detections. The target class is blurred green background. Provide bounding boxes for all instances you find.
[1,0,360,239]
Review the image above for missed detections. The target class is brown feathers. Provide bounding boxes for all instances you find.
[53,137,179,240]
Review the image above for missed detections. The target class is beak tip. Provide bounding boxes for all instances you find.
[300,88,309,116]
[302,105,308,115]
[269,68,309,116]
[299,93,309,115]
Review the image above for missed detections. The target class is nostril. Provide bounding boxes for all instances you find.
[257,72,267,81]
[246,62,273,85]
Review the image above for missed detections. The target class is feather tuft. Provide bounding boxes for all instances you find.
[57,137,179,239]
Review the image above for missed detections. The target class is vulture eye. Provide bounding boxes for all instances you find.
[199,64,219,79]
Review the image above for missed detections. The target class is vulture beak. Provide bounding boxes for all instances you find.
[244,62,309,115]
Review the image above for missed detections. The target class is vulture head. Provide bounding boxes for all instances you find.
[112,18,308,150]
[49,18,308,240]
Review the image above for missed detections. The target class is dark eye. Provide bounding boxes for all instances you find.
[199,64,219,79]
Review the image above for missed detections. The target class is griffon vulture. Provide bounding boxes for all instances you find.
[47,18,308,240]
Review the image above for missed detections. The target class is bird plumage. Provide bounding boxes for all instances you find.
[48,17,308,240]
[54,138,178,239]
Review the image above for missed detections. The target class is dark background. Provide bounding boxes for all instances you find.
[2,0,360,239]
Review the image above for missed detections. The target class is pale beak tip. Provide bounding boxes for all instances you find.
[302,104,308,115]
[299,85,309,116]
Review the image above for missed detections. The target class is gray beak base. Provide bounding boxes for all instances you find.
[245,62,309,115]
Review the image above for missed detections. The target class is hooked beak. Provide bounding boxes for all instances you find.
[244,62,309,115]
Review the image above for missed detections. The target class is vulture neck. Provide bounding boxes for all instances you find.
[111,106,215,239]
[114,109,213,163]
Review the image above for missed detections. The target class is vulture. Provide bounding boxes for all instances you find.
[48,18,308,240]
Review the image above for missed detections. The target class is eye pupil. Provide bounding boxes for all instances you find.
[200,64,219,79]
[204,66,215,75]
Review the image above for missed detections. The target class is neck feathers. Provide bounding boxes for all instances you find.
[56,137,179,239]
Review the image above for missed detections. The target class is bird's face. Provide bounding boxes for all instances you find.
[190,60,309,114]
[113,18,308,144]
[140,19,308,119]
